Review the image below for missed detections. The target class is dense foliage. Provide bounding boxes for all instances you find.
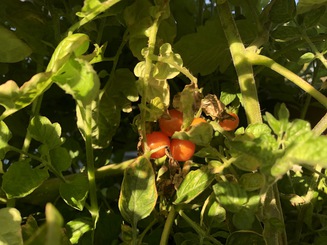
[1,0,327,244]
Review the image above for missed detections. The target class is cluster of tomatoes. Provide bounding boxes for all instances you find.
[144,109,239,161]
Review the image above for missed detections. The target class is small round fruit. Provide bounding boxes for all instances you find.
[219,112,239,131]
[146,131,170,159]
[159,109,183,137]
[190,117,207,127]
[170,139,195,161]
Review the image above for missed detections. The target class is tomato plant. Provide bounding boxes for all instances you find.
[219,112,239,131]
[145,131,170,159]
[170,139,196,162]
[1,1,327,245]
[159,109,183,136]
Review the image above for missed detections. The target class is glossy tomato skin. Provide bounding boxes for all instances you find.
[190,117,206,127]
[159,109,183,137]
[219,112,239,131]
[146,131,170,159]
[170,139,195,161]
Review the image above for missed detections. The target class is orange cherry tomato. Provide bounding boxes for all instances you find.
[170,139,195,161]
[145,131,170,159]
[159,109,183,137]
[190,117,206,127]
[219,112,239,131]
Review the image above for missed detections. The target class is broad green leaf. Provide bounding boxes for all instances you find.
[83,68,138,148]
[239,172,265,191]
[28,116,63,150]
[220,91,237,106]
[297,0,327,14]
[271,26,301,42]
[53,58,100,106]
[297,5,326,28]
[0,73,53,119]
[0,121,12,159]
[201,193,226,229]
[232,154,262,171]
[59,174,89,211]
[2,159,49,199]
[21,215,39,242]
[172,122,213,146]
[212,182,248,213]
[0,207,23,245]
[232,208,255,230]
[226,231,265,245]
[47,34,90,72]
[269,0,296,23]
[49,147,72,173]
[283,119,312,147]
[265,112,281,136]
[118,156,157,226]
[174,167,215,204]
[0,24,32,63]
[66,218,92,244]
[194,146,224,159]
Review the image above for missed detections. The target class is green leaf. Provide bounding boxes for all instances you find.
[298,52,316,64]
[232,208,255,230]
[118,156,157,226]
[59,174,89,211]
[2,159,49,199]
[66,218,92,244]
[53,58,100,106]
[0,73,53,119]
[226,231,265,245]
[28,116,63,150]
[212,182,248,213]
[0,25,32,63]
[0,121,12,159]
[232,154,262,171]
[47,33,90,72]
[239,172,265,191]
[0,207,23,245]
[49,147,72,173]
[172,121,213,146]
[269,0,296,23]
[174,167,215,204]
[265,112,281,136]
[297,5,326,28]
[86,68,138,148]
[271,26,301,42]
[201,193,226,229]
[297,0,327,14]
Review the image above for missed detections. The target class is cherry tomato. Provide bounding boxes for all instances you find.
[145,131,170,159]
[219,112,239,131]
[170,139,195,161]
[190,117,206,127]
[159,109,183,137]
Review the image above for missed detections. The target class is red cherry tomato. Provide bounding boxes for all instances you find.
[170,139,195,161]
[159,109,183,137]
[190,117,206,127]
[145,131,170,159]
[219,112,239,131]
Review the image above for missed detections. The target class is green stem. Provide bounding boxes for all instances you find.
[178,210,223,245]
[216,0,262,124]
[68,0,121,34]
[84,104,99,242]
[160,206,176,245]
[312,113,327,135]
[246,53,327,110]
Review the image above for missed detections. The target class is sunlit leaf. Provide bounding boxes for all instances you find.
[2,159,49,199]
[0,121,12,159]
[118,156,157,226]
[0,207,23,245]
[174,167,215,204]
